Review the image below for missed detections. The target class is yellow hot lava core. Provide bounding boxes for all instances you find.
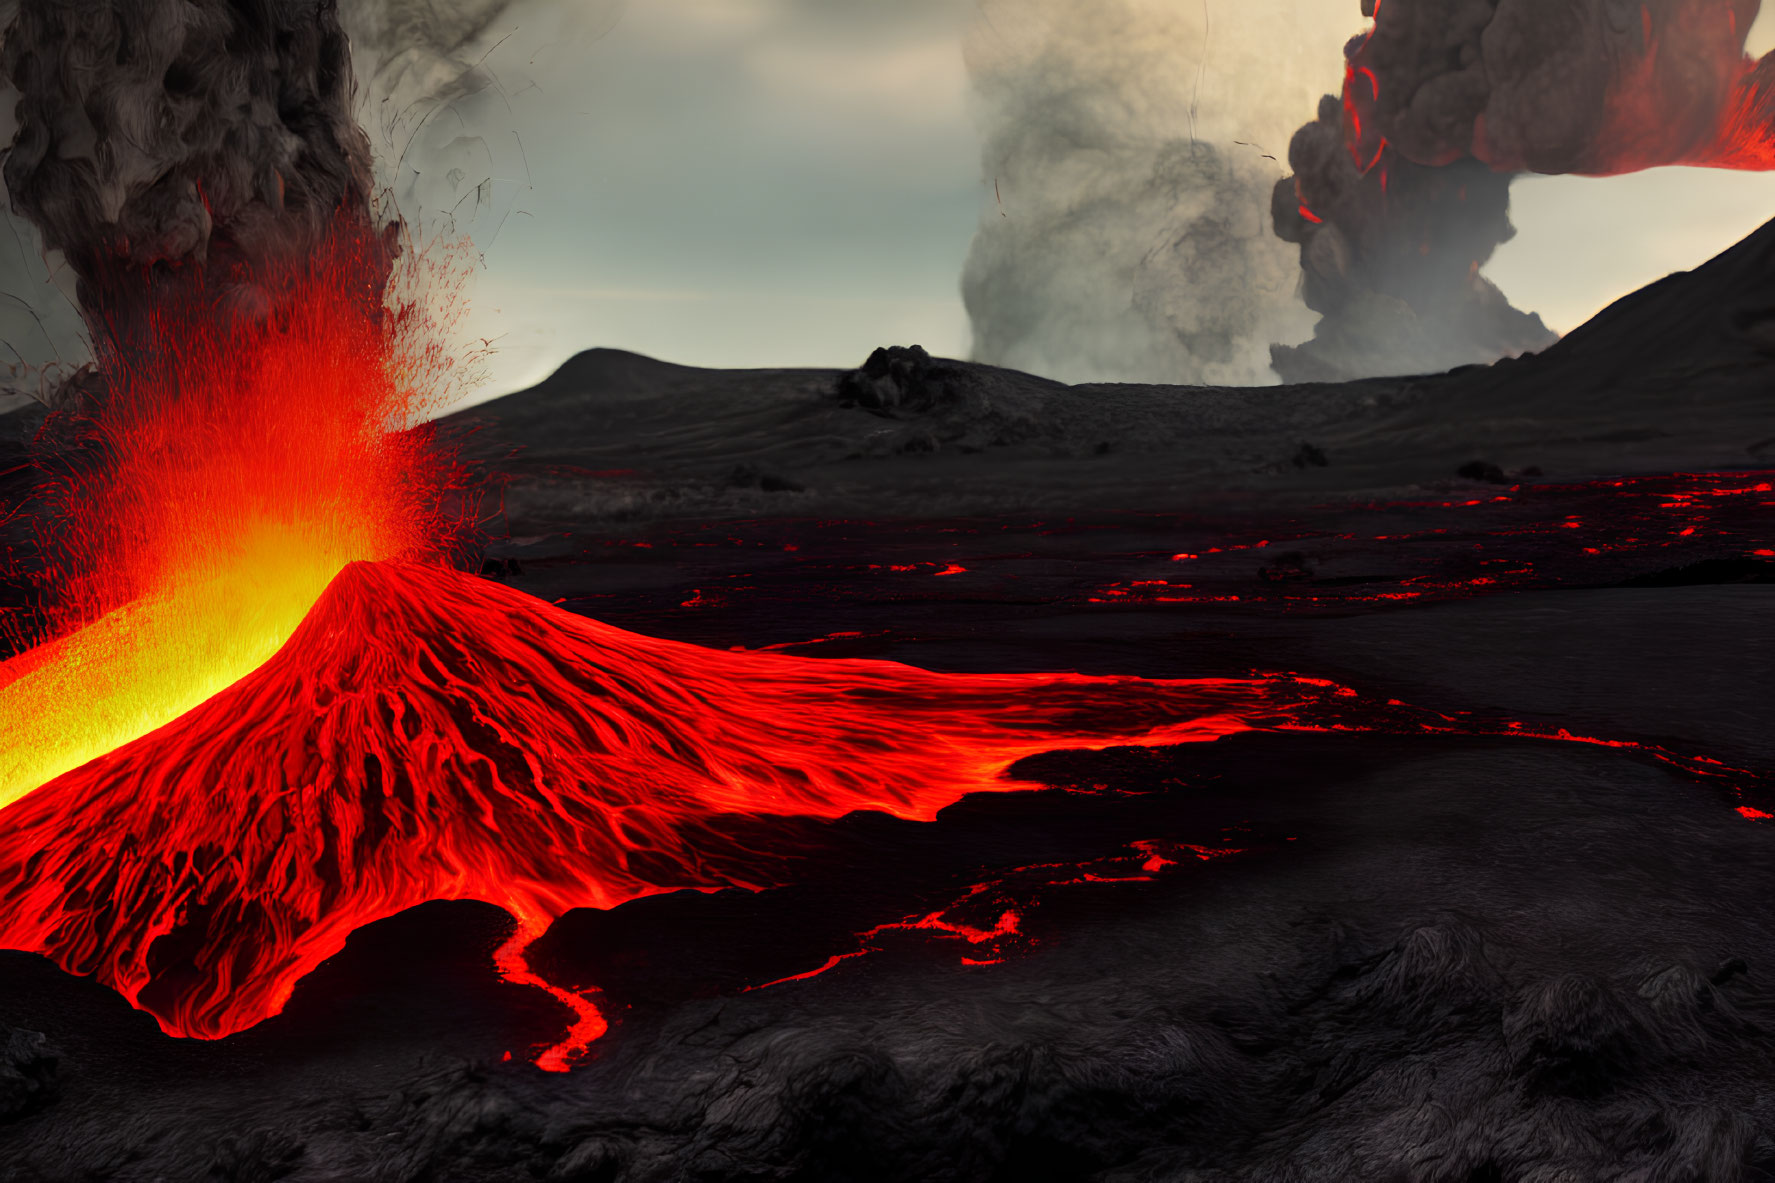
[0,523,383,810]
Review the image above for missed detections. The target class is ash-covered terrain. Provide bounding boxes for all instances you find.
[445,214,1775,534]
[1,220,1774,1181]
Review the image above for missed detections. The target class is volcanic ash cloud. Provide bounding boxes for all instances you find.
[1271,0,1775,384]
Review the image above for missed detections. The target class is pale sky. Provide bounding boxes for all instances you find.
[449,0,982,401]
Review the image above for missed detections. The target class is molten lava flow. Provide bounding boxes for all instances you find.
[0,230,454,808]
[0,560,1306,1064]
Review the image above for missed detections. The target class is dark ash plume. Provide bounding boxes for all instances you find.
[1272,0,1775,383]
[1271,97,1557,384]
[338,0,536,246]
[1,0,388,382]
[1350,0,1763,176]
[0,0,547,410]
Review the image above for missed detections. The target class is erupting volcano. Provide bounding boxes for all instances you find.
[0,230,456,804]
[0,0,1357,1067]
[0,557,1321,1068]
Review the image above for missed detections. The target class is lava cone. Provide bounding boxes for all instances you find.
[0,560,1307,1065]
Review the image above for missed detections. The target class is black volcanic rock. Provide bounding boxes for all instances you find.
[0,1026,57,1121]
[1259,552,1315,582]
[1457,460,1509,484]
[831,344,1058,456]
[834,345,978,418]
[1622,557,1775,587]
[726,464,806,494]
[1291,442,1329,468]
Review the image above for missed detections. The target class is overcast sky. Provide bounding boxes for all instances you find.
[445,0,981,401]
[6,0,1775,407]
[435,0,1775,402]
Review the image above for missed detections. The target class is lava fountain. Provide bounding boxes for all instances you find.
[0,0,456,796]
[0,229,455,805]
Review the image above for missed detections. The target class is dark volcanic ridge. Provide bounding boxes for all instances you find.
[441,217,1775,533]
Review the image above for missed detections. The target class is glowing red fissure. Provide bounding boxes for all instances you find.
[0,560,1299,1064]
[1341,58,1389,175]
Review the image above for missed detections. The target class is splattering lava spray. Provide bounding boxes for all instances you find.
[1273,0,1775,383]
[0,0,460,796]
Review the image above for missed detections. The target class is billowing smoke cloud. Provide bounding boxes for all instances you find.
[961,0,1353,386]
[0,0,582,409]
[1272,0,1775,383]
[340,0,584,248]
[1,0,385,387]
[1271,98,1558,383]
[1352,0,1763,176]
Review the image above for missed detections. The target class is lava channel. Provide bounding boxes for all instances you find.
[0,560,1317,1068]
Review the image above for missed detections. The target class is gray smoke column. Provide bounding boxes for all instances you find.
[0,0,544,409]
[961,0,1352,386]
[1351,0,1765,176]
[339,0,548,248]
[1272,0,1775,383]
[1,0,388,380]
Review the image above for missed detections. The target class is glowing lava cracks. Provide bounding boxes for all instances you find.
[0,560,1304,1067]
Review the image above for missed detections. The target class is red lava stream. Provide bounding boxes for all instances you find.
[0,561,1762,1071]
[0,560,1312,1070]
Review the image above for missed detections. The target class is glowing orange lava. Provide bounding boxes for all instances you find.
[0,559,1305,1066]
